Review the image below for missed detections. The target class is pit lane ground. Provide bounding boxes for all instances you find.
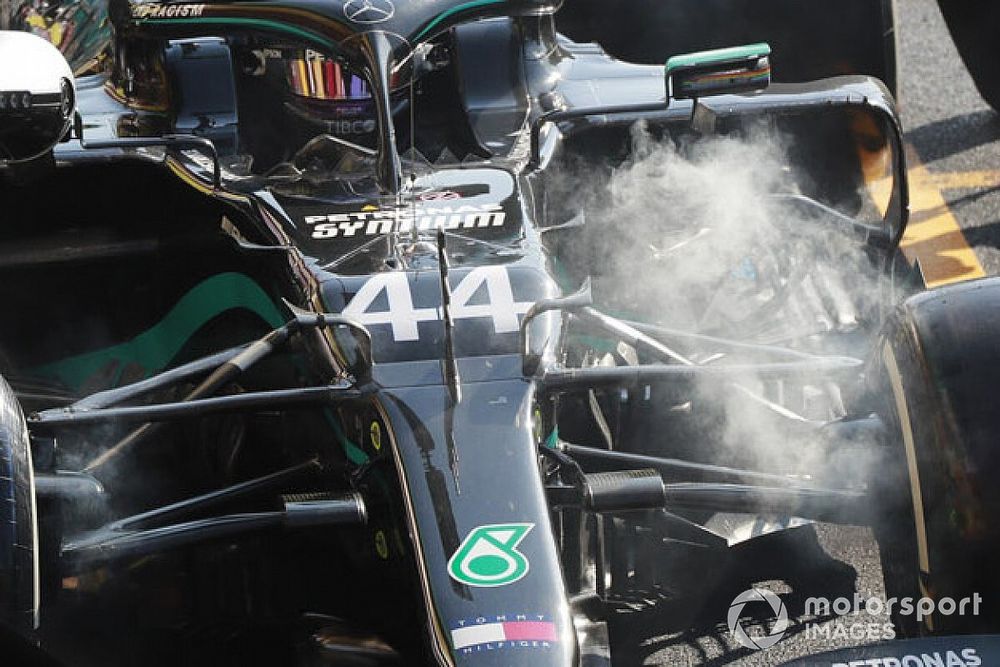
[638,0,999,663]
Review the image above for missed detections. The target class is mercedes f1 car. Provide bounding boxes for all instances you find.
[1,0,999,664]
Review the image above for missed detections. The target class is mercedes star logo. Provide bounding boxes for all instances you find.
[343,0,394,24]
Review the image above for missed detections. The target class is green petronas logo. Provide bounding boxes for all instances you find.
[447,523,534,587]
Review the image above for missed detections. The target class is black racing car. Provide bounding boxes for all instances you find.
[1,0,999,664]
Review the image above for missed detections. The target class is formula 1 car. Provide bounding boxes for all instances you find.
[1,0,999,664]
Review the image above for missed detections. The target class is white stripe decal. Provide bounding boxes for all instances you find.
[452,623,506,650]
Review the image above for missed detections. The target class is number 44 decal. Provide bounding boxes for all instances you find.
[342,266,532,342]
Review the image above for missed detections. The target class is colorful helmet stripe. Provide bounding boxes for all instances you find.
[288,50,370,100]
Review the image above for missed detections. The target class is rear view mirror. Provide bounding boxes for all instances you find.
[732,101,907,248]
[0,31,75,165]
[666,43,771,101]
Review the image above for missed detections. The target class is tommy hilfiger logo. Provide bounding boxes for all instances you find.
[450,614,557,653]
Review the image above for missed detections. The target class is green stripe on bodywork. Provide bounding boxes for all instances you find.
[324,410,370,465]
[665,42,770,71]
[141,17,335,49]
[415,0,505,40]
[567,333,620,357]
[548,257,577,294]
[34,272,285,391]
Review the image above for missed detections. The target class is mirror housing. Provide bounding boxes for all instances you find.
[762,101,907,248]
[543,75,907,251]
[698,85,907,249]
[0,31,75,165]
[666,43,771,101]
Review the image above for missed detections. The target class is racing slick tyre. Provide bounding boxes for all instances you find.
[872,278,1000,636]
[556,0,897,98]
[0,375,38,635]
[935,0,1000,111]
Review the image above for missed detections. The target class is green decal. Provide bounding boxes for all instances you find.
[325,410,370,466]
[33,272,284,391]
[665,42,771,72]
[415,0,505,40]
[147,17,336,50]
[447,523,534,587]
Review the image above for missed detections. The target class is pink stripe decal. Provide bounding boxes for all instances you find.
[502,621,557,641]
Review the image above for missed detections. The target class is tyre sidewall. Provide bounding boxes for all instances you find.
[0,375,38,634]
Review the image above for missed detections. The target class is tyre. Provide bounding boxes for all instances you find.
[936,0,1000,111]
[557,0,897,98]
[0,375,38,634]
[872,278,1000,635]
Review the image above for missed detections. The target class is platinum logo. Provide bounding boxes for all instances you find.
[727,588,789,650]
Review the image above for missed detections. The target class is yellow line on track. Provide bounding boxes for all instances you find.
[900,146,986,287]
[925,170,1000,191]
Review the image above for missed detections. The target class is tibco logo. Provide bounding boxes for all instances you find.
[326,119,376,135]
[727,588,789,650]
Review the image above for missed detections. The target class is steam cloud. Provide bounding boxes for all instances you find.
[574,122,888,484]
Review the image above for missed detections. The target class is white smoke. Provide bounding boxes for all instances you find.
[574,121,889,484]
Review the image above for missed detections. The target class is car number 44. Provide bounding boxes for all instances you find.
[342,266,533,342]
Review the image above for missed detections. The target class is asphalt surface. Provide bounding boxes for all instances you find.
[900,0,1000,278]
[633,0,1000,664]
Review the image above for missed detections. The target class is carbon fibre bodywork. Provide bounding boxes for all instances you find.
[0,1,930,665]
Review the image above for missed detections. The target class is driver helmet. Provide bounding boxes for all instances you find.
[283,49,377,137]
[234,39,424,174]
[233,45,379,171]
